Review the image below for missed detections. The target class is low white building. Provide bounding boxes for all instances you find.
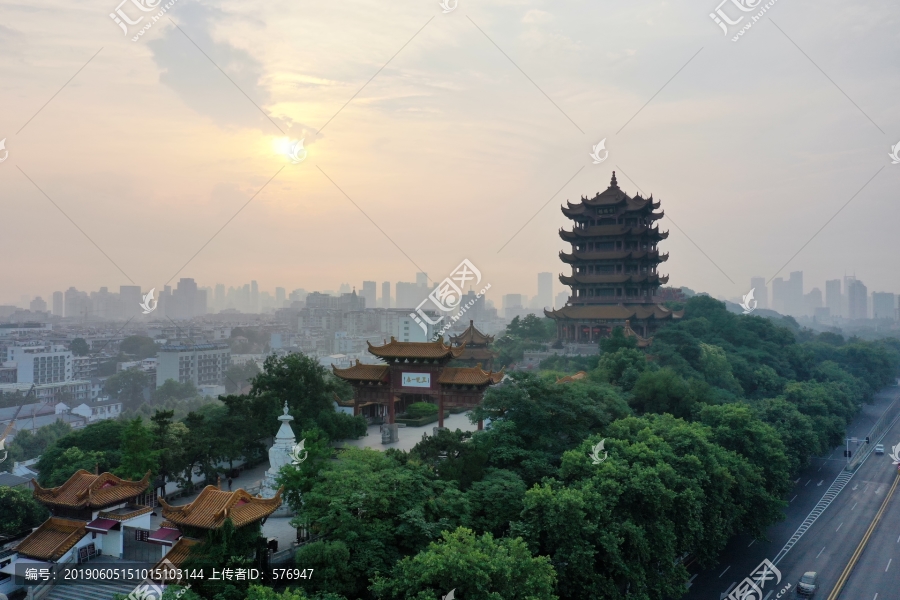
[4,343,72,384]
[69,398,122,422]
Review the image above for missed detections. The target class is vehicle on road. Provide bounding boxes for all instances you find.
[875,444,885,455]
[796,571,818,597]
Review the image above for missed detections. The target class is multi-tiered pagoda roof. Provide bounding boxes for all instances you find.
[545,172,682,342]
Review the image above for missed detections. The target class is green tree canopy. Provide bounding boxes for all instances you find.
[0,486,49,536]
[120,335,159,359]
[69,338,90,356]
[371,527,558,600]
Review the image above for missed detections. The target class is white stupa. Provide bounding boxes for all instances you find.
[261,400,297,516]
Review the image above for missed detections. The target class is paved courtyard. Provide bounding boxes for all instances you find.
[340,411,480,453]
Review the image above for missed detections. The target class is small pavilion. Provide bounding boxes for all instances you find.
[449,320,498,370]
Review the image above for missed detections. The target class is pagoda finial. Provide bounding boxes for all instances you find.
[610,171,618,187]
[283,400,289,416]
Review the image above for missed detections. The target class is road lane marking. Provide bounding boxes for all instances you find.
[837,522,843,532]
[763,591,774,600]
[817,546,826,558]
[689,574,698,583]
[818,465,824,472]
[852,502,858,510]
[719,566,730,578]
[806,479,812,486]
[790,495,798,502]
[748,539,756,547]
[897,534,899,543]
[853,484,859,490]
[873,594,878,600]
[887,558,892,572]
[864,483,870,492]
[795,477,801,483]
[826,472,900,600]
[818,480,824,486]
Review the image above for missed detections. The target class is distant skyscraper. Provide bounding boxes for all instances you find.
[825,279,841,317]
[771,278,786,314]
[338,283,351,294]
[396,282,423,309]
[172,278,203,319]
[786,271,803,316]
[30,296,47,312]
[52,291,63,316]
[251,280,259,313]
[215,284,226,310]
[120,285,142,318]
[804,288,823,316]
[750,277,767,310]
[537,272,553,310]
[847,279,868,320]
[555,290,568,309]
[416,272,428,287]
[872,292,896,321]
[381,282,391,309]
[361,281,376,309]
[275,287,286,308]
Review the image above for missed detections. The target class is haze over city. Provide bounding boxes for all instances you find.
[2,0,898,307]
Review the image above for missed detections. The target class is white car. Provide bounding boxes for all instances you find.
[875,444,885,455]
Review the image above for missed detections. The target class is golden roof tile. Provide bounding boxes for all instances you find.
[159,486,283,530]
[32,470,151,509]
[438,367,504,386]
[15,517,87,561]
[367,337,466,360]
[332,361,390,382]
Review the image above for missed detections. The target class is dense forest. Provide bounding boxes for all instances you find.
[5,296,898,600]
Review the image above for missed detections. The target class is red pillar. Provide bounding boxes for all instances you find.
[478,419,483,431]
[438,391,444,428]
[388,396,396,424]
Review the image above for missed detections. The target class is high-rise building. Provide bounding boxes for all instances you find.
[536,272,553,310]
[52,291,63,317]
[250,281,259,313]
[361,281,377,309]
[502,294,524,319]
[786,271,803,316]
[804,288,823,316]
[381,282,391,309]
[416,272,429,287]
[275,287,286,308]
[30,297,48,313]
[156,342,230,388]
[171,278,204,319]
[750,277,767,310]
[338,283,351,294]
[825,279,842,317]
[64,287,89,320]
[6,344,73,384]
[872,292,896,320]
[555,290,568,309]
[215,284,226,311]
[771,278,786,314]
[847,279,868,320]
[120,285,142,318]
[396,282,426,309]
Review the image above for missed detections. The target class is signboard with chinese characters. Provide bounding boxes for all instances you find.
[401,373,431,388]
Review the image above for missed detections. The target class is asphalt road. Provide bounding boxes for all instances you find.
[832,455,900,600]
[682,386,900,600]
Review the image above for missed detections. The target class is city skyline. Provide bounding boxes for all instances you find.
[2,1,898,308]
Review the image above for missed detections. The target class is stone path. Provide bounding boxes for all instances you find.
[340,411,480,453]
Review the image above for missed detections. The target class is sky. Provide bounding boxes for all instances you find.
[1,0,898,307]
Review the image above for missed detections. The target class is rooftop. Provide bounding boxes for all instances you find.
[367,337,466,361]
[33,469,151,509]
[15,517,86,561]
[159,486,283,530]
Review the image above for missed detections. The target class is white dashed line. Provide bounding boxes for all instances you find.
[805,480,811,487]
[719,566,731,578]
[790,495,798,503]
[852,502,858,511]
[887,558,892,572]
[816,546,825,558]
[837,522,843,532]
[748,539,756,548]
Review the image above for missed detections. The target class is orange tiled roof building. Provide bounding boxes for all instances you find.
[449,320,498,370]
[14,469,153,565]
[545,172,683,345]
[333,337,503,438]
